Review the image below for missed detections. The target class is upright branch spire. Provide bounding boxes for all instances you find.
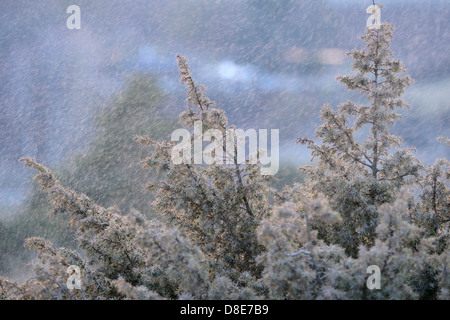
[299,16,420,257]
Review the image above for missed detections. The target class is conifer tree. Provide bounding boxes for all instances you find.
[409,138,449,299]
[0,158,210,300]
[413,156,449,237]
[1,6,448,301]
[64,74,176,215]
[298,21,421,257]
[134,55,274,277]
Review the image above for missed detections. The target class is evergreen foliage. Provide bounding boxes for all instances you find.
[0,20,448,300]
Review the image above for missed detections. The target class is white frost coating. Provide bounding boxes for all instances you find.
[366,5,381,30]
[66,265,82,290]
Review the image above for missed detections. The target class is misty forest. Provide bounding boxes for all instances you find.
[0,1,449,300]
